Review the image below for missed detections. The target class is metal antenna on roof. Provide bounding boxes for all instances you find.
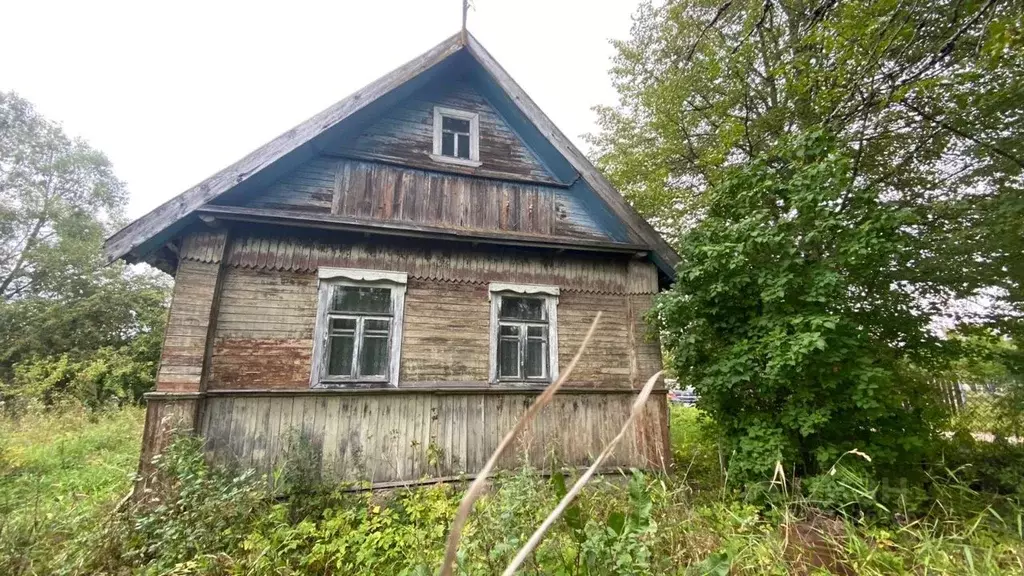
[461,0,472,41]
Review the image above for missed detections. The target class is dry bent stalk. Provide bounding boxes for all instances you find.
[502,368,665,576]
[438,312,602,576]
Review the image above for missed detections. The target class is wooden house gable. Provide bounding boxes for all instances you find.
[218,68,615,240]
[105,32,679,281]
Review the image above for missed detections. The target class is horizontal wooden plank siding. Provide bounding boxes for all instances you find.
[200,391,668,484]
[328,80,559,184]
[208,268,317,390]
[236,157,607,240]
[156,232,228,392]
[206,271,657,391]
[196,234,660,391]
[401,280,490,382]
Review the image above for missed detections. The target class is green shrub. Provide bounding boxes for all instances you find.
[126,434,268,572]
[4,407,1024,575]
[653,131,950,486]
[669,405,723,491]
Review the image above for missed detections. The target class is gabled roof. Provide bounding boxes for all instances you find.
[104,31,679,278]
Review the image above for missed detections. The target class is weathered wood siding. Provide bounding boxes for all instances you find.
[234,157,608,240]
[208,268,316,390]
[327,80,559,184]
[136,395,200,493]
[200,391,669,484]
[206,234,657,294]
[148,231,670,485]
[197,233,662,391]
[156,232,228,392]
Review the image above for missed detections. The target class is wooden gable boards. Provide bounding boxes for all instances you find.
[104,32,679,279]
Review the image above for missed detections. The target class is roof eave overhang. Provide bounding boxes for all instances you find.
[196,205,652,257]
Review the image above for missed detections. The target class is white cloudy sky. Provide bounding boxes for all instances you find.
[1,0,642,219]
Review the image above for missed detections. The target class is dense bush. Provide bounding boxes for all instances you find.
[654,132,952,485]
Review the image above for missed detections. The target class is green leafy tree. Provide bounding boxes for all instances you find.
[0,91,169,409]
[653,131,951,480]
[592,0,1023,481]
[592,0,1022,240]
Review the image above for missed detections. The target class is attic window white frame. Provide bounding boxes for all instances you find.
[430,106,482,167]
[310,267,407,388]
[488,283,560,385]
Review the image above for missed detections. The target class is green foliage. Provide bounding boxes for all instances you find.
[592,0,1022,249]
[654,130,950,483]
[594,0,1023,488]
[945,330,1024,439]
[0,91,126,300]
[0,91,169,412]
[127,434,268,572]
[0,406,144,575]
[3,408,1024,574]
[941,431,1024,498]
[669,405,723,490]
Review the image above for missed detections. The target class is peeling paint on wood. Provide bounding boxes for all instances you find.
[204,269,661,392]
[328,80,560,185]
[237,157,607,240]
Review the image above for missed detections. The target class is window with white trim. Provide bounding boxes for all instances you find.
[311,268,407,387]
[489,283,559,384]
[431,106,481,167]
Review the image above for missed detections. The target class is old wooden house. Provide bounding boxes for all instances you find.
[105,32,679,487]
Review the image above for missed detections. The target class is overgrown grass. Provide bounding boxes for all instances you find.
[1,405,1023,574]
[0,405,144,574]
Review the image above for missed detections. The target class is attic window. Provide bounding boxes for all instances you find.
[431,107,481,167]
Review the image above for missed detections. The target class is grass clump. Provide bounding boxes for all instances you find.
[0,405,144,574]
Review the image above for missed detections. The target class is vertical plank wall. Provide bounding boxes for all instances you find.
[239,158,608,240]
[200,392,668,484]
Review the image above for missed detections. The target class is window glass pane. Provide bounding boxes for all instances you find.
[364,318,390,334]
[332,286,390,314]
[499,324,520,337]
[441,131,455,156]
[359,335,388,377]
[330,317,357,333]
[498,338,520,378]
[442,116,470,133]
[525,339,545,378]
[328,334,355,376]
[456,133,470,159]
[527,325,546,339]
[499,296,545,321]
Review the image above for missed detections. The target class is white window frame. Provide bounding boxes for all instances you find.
[488,283,560,385]
[431,106,482,167]
[310,267,407,388]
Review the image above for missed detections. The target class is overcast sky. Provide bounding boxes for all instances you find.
[1,0,641,219]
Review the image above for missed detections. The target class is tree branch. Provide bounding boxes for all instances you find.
[901,99,1024,170]
[686,1,735,63]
